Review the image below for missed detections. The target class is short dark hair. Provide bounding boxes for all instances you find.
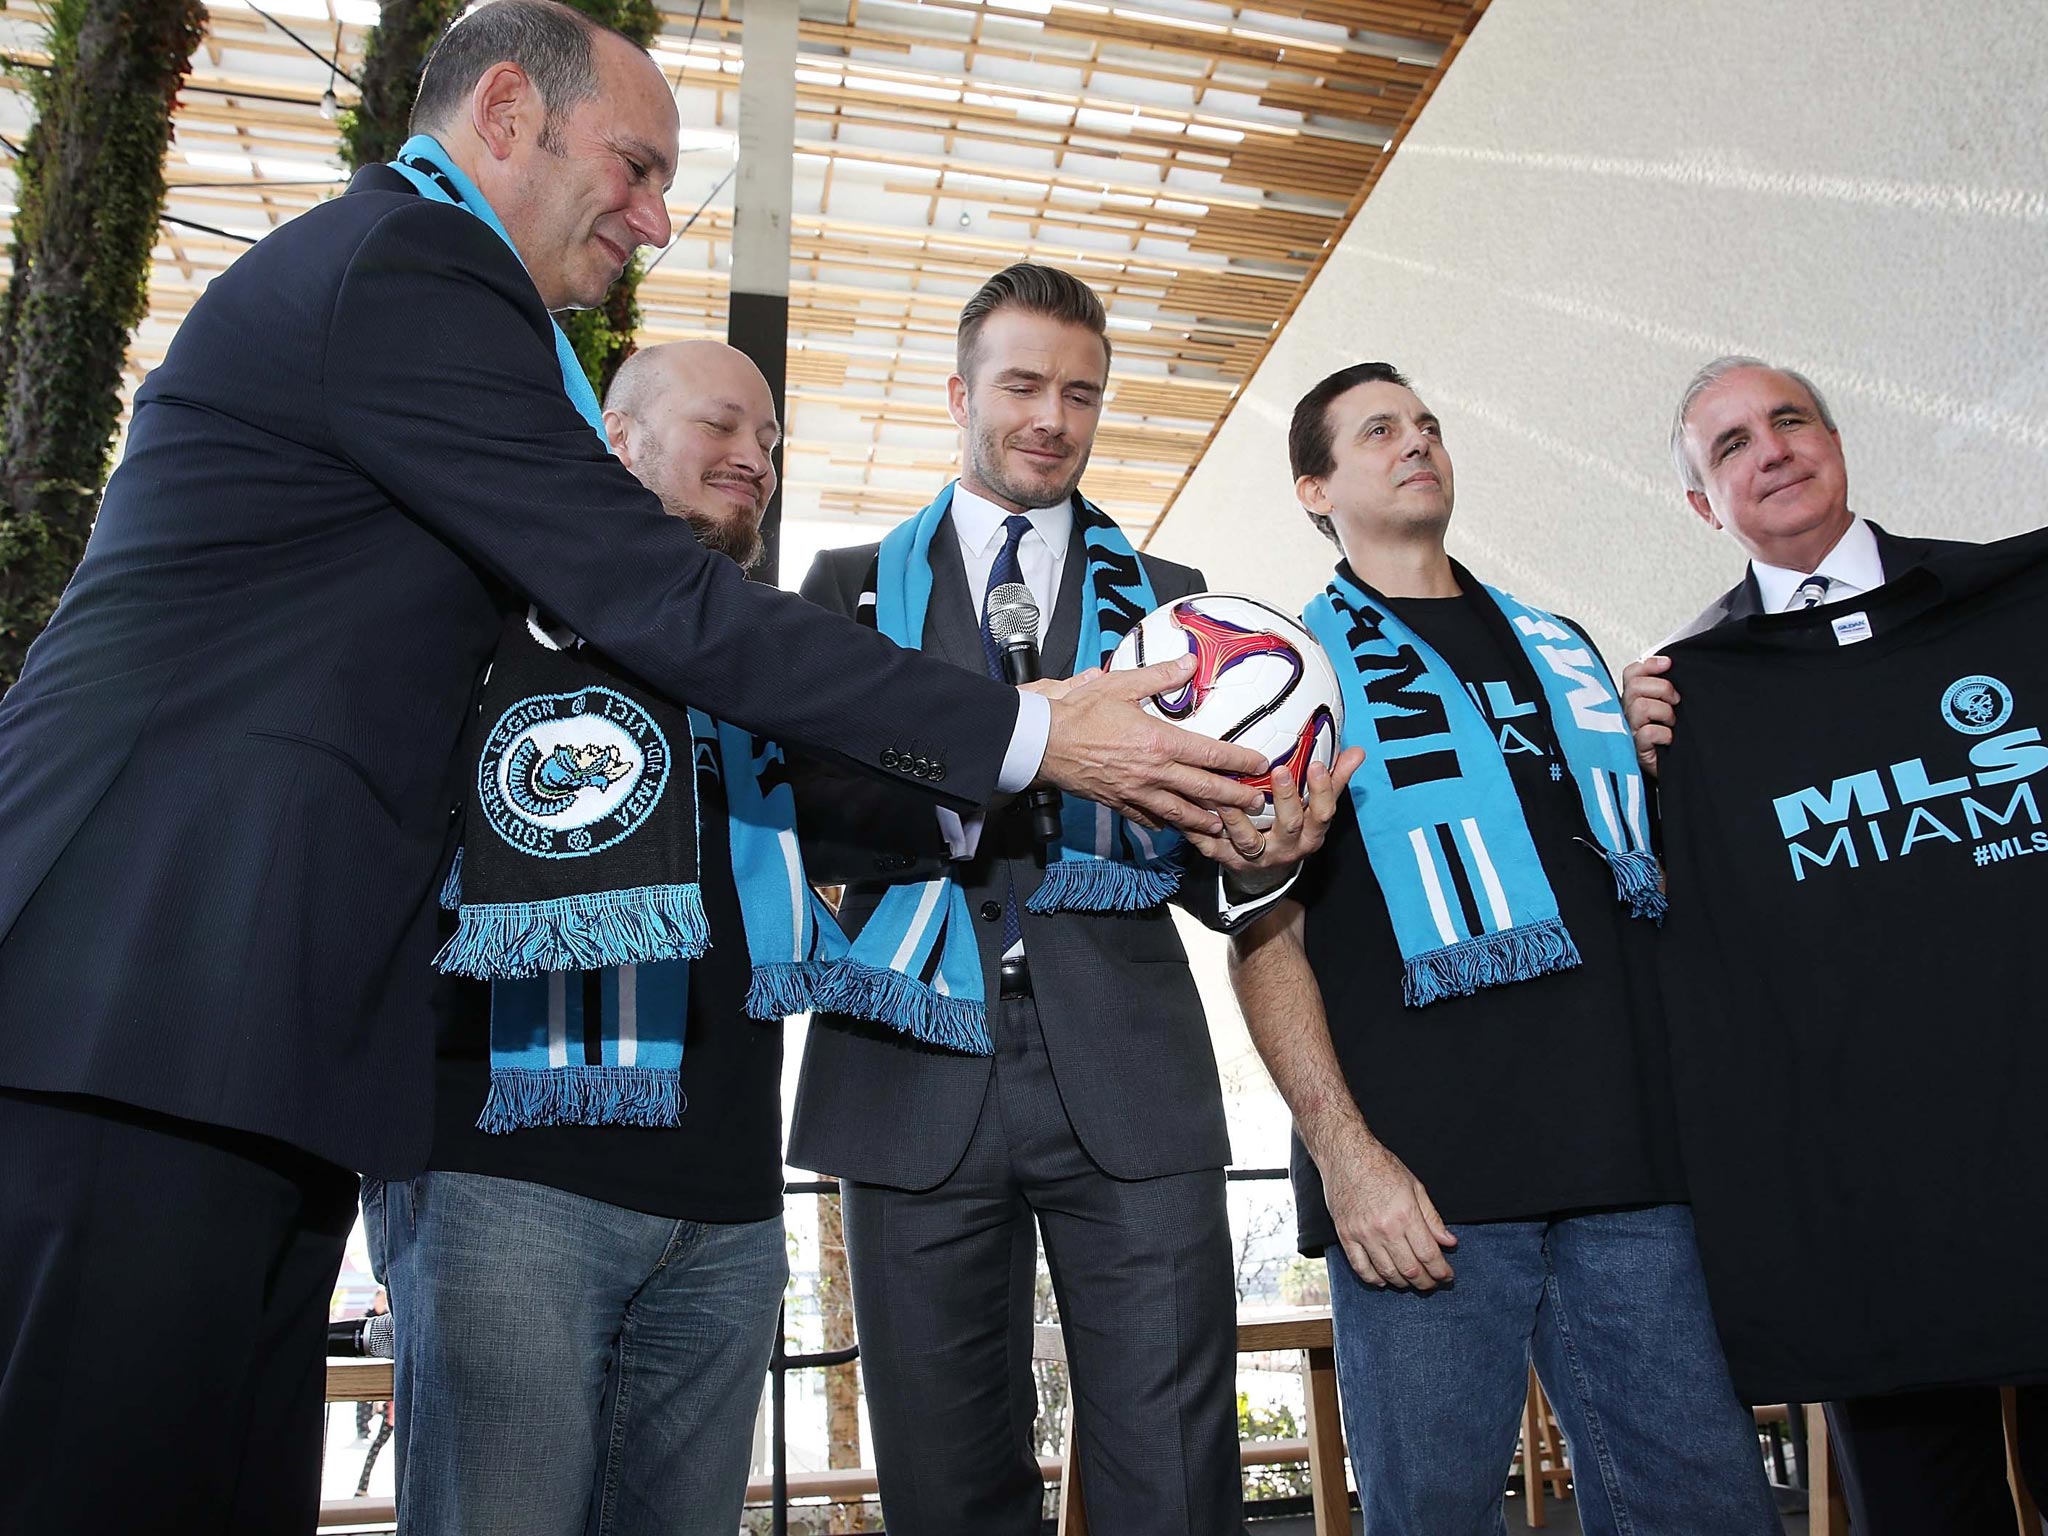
[956,263,1111,382]
[409,0,621,148]
[1288,361,1413,548]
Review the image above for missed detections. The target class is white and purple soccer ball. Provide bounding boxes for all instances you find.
[1109,592,1344,830]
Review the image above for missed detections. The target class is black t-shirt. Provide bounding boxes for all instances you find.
[1290,584,1685,1252]
[1659,531,2048,1402]
[428,744,786,1223]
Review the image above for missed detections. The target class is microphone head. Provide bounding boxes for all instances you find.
[987,582,1041,647]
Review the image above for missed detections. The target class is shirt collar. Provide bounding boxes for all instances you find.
[949,480,1074,562]
[1751,516,1882,612]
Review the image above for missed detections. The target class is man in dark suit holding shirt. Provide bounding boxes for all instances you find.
[1624,354,2042,1535]
[0,9,1261,1529]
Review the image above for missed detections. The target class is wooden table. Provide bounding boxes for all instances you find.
[1036,1306,1349,1536]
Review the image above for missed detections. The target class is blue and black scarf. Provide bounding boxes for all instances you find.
[404,137,1007,1122]
[812,484,1180,1053]
[1301,565,1661,1008]
[400,134,847,1129]
[436,612,848,1130]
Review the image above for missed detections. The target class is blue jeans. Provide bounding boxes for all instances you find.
[372,1171,787,1536]
[1326,1203,1778,1536]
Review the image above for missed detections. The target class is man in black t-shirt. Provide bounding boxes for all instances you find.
[368,342,791,1536]
[1622,355,2047,1536]
[1229,363,1777,1535]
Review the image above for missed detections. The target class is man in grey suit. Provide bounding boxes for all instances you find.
[1623,355,2042,1535]
[788,265,1352,1536]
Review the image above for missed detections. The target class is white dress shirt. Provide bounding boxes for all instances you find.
[1751,517,1884,613]
[942,483,1297,932]
[939,486,1074,865]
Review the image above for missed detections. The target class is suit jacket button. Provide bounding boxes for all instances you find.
[930,763,945,782]
[881,749,899,769]
[979,900,1002,922]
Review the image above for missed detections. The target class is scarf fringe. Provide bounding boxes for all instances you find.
[814,961,992,1056]
[1026,858,1182,913]
[438,846,464,911]
[437,884,709,980]
[477,1065,684,1133]
[746,960,833,1021]
[1604,848,1668,923]
[1402,919,1582,1008]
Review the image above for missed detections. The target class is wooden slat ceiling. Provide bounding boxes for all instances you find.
[0,0,1487,543]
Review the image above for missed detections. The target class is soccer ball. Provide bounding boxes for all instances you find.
[1108,592,1344,831]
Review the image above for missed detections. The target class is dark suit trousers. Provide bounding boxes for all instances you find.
[1828,1386,2048,1535]
[0,1087,358,1535]
[842,996,1241,1536]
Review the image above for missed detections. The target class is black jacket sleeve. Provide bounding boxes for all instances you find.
[784,545,955,886]
[320,200,1014,810]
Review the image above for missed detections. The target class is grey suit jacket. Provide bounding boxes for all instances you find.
[1664,521,1970,644]
[787,510,1233,1190]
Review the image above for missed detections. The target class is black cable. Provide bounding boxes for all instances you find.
[245,4,364,88]
[667,0,711,93]
[160,212,261,245]
[166,178,346,189]
[641,164,734,276]
[183,81,338,109]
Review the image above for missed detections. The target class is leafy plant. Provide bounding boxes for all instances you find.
[0,0,207,686]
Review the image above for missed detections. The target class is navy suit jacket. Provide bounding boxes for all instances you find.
[1664,522,1971,643]
[0,166,1019,1176]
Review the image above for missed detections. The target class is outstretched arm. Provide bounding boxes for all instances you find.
[1229,902,1456,1290]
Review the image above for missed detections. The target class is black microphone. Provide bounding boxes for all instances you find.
[327,1311,396,1359]
[987,581,1064,847]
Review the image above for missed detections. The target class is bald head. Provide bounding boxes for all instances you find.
[603,342,780,569]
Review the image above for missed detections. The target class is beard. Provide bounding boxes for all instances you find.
[966,417,1088,511]
[682,507,765,571]
[637,445,767,569]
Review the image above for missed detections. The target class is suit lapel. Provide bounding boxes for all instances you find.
[1868,521,1942,579]
[1039,514,1091,680]
[1729,567,1764,621]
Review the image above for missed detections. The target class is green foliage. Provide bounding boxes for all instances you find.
[1238,1391,1315,1500]
[343,0,658,399]
[570,0,657,47]
[561,255,643,390]
[1278,1253,1332,1307]
[338,0,465,172]
[0,0,207,686]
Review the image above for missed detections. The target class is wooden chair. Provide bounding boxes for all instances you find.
[322,1358,397,1529]
[1515,1369,1572,1526]
[1797,1392,2039,1536]
[1042,1307,1351,1536]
